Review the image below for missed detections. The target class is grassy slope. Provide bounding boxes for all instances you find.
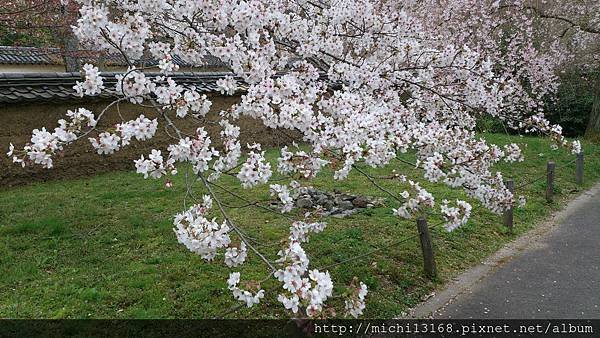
[1,134,599,319]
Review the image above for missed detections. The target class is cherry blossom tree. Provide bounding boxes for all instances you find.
[7,0,594,318]
[508,1,599,139]
[400,0,599,138]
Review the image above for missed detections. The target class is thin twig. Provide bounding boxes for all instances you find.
[199,174,277,273]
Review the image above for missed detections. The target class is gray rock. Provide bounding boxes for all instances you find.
[296,197,314,209]
[324,200,335,210]
[352,196,370,208]
[334,196,345,205]
[328,207,341,215]
[315,193,328,203]
[337,200,354,210]
[317,197,335,210]
[306,187,319,196]
[338,193,356,201]
[272,187,383,215]
[332,209,357,218]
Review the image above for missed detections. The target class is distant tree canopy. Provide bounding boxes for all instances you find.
[0,25,53,46]
[0,0,80,70]
[543,69,599,137]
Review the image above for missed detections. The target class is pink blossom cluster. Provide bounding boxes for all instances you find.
[216,76,239,96]
[89,114,158,154]
[73,64,104,97]
[278,146,329,179]
[8,108,97,168]
[440,199,473,232]
[523,113,582,154]
[149,42,180,74]
[274,238,334,317]
[237,144,272,188]
[345,281,368,318]
[173,195,231,261]
[166,127,219,175]
[269,183,295,213]
[393,181,435,219]
[224,242,247,268]
[227,272,265,308]
[115,69,155,104]
[209,120,242,181]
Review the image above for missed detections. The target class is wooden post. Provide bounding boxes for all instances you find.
[416,217,437,278]
[576,153,584,185]
[546,161,555,203]
[503,179,514,231]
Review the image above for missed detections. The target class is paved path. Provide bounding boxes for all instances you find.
[429,185,600,319]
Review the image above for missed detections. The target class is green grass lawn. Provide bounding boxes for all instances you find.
[1,134,599,319]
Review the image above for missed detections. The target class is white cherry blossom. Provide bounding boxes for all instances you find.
[74,64,104,97]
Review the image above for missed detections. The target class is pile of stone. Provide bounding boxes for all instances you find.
[283,187,385,218]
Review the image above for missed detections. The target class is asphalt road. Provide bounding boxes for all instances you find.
[435,188,600,319]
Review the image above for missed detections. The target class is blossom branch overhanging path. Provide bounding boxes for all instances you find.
[7,0,594,318]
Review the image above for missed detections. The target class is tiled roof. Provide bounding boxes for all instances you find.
[0,46,227,68]
[0,46,62,65]
[0,72,244,104]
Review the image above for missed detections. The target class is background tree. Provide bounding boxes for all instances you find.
[392,0,599,139]
[0,0,81,71]
[525,0,600,140]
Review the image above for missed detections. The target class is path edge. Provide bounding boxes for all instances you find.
[401,183,600,319]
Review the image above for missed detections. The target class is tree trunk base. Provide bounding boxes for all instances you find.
[585,93,600,143]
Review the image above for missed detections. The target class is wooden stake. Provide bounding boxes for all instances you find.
[504,179,514,231]
[576,153,584,185]
[546,161,555,203]
[416,217,437,278]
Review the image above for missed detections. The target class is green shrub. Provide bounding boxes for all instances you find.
[544,69,599,137]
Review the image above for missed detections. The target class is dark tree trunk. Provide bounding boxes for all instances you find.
[55,4,81,73]
[585,93,600,142]
[62,33,81,72]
